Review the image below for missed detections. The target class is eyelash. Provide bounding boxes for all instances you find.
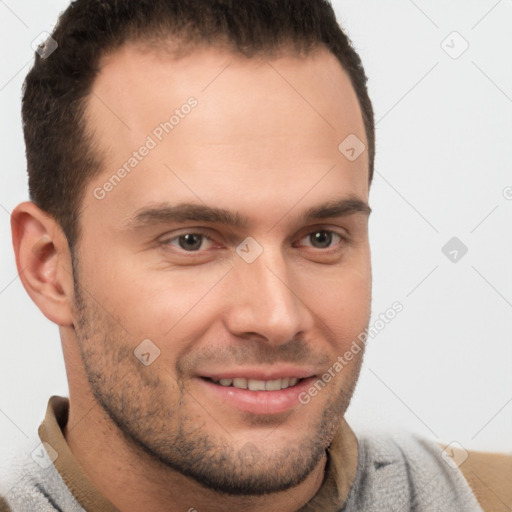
[160,228,348,254]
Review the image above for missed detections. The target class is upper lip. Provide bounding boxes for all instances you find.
[199,366,317,381]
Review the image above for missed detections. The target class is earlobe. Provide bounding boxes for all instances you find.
[11,201,74,327]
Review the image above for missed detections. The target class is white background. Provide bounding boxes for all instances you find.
[1,0,511,465]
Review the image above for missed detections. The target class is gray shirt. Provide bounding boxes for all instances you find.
[1,429,483,511]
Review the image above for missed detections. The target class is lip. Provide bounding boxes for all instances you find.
[197,375,317,415]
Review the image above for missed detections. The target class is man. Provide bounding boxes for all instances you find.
[1,0,510,510]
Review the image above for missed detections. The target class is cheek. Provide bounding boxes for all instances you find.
[81,250,229,345]
[297,259,371,341]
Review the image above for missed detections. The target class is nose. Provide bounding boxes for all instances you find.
[223,244,314,345]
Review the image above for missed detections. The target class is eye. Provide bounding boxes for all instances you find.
[298,230,344,249]
[166,233,213,252]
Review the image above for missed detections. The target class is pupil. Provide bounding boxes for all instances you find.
[311,231,332,248]
[179,234,202,251]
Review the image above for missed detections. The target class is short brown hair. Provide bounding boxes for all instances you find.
[22,0,375,249]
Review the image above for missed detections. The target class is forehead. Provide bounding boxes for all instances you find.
[83,44,369,227]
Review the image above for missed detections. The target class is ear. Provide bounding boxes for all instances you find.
[11,201,75,326]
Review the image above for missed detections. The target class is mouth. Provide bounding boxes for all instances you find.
[197,371,317,415]
[204,376,302,391]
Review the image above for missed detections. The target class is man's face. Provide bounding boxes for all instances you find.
[72,44,371,494]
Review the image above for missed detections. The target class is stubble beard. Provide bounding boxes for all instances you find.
[70,257,363,496]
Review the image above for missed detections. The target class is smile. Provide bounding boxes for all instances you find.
[207,377,301,391]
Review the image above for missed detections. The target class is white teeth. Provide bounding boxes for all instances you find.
[265,379,282,391]
[213,377,301,391]
[232,378,248,389]
[248,379,266,391]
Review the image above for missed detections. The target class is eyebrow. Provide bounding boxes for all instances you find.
[126,203,250,230]
[125,196,371,231]
[298,196,371,223]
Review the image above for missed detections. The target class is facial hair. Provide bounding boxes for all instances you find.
[71,255,364,496]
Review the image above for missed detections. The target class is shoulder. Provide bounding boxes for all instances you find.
[440,442,512,512]
[345,428,485,511]
[0,441,85,512]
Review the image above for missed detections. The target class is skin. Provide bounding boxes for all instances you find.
[12,44,371,511]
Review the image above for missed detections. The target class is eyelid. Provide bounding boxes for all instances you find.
[159,226,213,239]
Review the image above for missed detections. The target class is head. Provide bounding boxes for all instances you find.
[13,0,374,497]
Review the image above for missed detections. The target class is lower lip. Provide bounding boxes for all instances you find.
[198,377,316,415]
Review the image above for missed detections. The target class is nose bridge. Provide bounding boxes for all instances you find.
[226,243,310,343]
